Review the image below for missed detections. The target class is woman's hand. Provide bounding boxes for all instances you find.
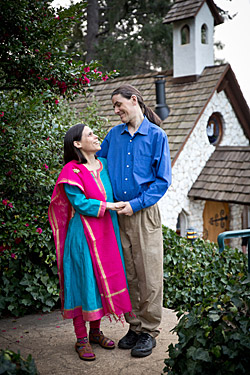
[106,202,126,211]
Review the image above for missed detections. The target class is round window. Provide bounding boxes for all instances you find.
[206,113,223,145]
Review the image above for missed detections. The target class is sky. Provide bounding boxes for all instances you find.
[52,0,250,107]
[214,0,250,107]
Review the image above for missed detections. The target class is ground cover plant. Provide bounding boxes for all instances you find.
[0,349,39,375]
[162,226,250,375]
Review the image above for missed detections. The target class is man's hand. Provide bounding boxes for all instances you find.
[116,201,133,216]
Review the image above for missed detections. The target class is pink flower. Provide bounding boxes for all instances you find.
[35,49,39,53]
[43,164,48,169]
[11,253,16,258]
[55,16,60,20]
[113,70,117,72]
[6,170,12,176]
[8,203,13,208]
[84,66,90,73]
[102,75,108,82]
[55,99,59,104]
[83,76,90,84]
[25,223,29,227]
[0,112,4,117]
[46,137,50,141]
[36,228,43,234]
[2,199,8,206]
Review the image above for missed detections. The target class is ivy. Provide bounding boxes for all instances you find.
[162,227,250,374]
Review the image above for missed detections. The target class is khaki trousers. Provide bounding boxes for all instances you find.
[118,204,163,338]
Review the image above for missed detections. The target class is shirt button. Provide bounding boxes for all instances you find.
[125,178,128,181]
[124,191,127,194]
[130,140,132,143]
[127,165,129,167]
[128,152,130,155]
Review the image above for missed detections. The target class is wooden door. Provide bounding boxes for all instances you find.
[203,201,230,243]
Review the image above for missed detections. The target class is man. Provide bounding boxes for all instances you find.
[97,84,171,357]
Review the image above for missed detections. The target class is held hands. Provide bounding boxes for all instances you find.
[106,201,133,216]
[116,201,133,216]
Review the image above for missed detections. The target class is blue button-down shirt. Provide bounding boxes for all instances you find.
[97,116,172,213]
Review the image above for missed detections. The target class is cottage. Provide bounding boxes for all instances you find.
[72,0,250,248]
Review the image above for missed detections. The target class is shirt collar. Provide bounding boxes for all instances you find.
[120,116,149,136]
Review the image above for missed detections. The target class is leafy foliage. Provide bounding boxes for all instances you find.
[0,349,38,375]
[162,227,250,374]
[0,0,117,100]
[0,92,109,317]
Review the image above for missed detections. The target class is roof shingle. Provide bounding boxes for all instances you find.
[188,147,250,204]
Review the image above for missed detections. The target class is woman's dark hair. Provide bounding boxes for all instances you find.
[111,84,162,126]
[63,123,88,165]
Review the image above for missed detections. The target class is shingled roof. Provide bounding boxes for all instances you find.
[72,63,250,165]
[163,0,224,26]
[188,146,250,204]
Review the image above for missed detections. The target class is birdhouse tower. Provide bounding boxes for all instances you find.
[163,0,224,80]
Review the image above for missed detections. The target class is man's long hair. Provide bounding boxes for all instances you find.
[111,84,162,126]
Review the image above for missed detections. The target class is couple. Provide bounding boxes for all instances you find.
[48,84,172,361]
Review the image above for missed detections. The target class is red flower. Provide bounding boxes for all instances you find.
[102,75,108,82]
[43,164,49,169]
[54,99,59,104]
[36,228,43,234]
[84,67,90,73]
[6,170,12,176]
[15,238,22,245]
[2,199,8,206]
[25,223,29,227]
[8,203,13,208]
[0,112,4,117]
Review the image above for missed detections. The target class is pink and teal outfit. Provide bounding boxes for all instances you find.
[48,157,132,328]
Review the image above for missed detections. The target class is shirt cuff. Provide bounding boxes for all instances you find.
[98,201,107,217]
[129,198,142,213]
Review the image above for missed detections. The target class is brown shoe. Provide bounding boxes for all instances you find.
[75,339,96,361]
[89,330,115,349]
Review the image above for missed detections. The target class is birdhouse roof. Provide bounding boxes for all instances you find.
[163,0,224,26]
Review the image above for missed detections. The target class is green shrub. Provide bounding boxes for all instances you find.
[0,349,39,375]
[163,226,247,315]
[163,278,250,374]
[162,226,250,374]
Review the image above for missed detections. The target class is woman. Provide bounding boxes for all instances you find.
[48,123,132,361]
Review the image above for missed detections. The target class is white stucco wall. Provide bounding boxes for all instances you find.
[159,89,249,241]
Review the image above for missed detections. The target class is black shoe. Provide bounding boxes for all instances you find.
[118,329,139,349]
[131,332,156,357]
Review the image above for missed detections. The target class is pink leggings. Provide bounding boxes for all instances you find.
[73,315,101,339]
